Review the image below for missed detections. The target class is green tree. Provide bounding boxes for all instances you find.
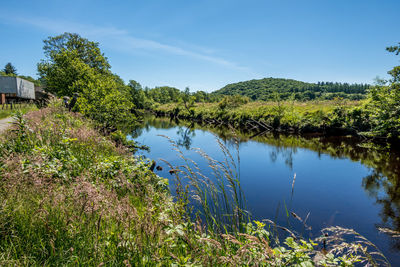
[127,80,151,109]
[42,32,110,72]
[366,43,400,138]
[74,67,134,129]
[37,33,135,129]
[182,87,195,111]
[38,33,111,96]
[3,62,17,75]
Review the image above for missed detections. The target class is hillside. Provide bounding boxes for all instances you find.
[213,77,369,101]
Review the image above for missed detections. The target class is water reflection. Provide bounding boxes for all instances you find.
[176,126,195,150]
[269,147,295,170]
[363,169,400,249]
[129,115,400,251]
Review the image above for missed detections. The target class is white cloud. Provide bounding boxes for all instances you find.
[3,15,248,71]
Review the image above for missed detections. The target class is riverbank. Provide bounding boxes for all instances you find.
[0,102,388,265]
[151,100,393,143]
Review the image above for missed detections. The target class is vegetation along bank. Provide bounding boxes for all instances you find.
[0,103,389,266]
[149,66,400,143]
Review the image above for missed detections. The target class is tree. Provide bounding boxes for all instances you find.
[37,33,135,129]
[182,87,195,111]
[127,80,151,109]
[38,33,111,96]
[3,62,17,75]
[366,43,400,138]
[42,32,110,72]
[74,66,134,129]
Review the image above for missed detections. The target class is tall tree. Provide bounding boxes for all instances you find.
[37,33,135,128]
[3,62,17,75]
[367,42,400,138]
[42,32,110,72]
[182,87,195,111]
[127,80,151,109]
[38,33,111,96]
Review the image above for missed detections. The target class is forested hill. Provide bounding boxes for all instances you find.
[213,78,370,101]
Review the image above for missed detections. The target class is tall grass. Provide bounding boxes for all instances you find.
[160,134,248,234]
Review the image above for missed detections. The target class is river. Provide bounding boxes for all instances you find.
[129,115,400,265]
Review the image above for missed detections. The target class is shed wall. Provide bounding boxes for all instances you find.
[0,76,17,94]
[16,77,35,99]
[0,76,35,99]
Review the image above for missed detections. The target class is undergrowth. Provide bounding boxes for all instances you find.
[152,100,369,137]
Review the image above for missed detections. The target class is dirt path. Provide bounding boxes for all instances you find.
[0,117,13,133]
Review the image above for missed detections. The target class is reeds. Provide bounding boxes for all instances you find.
[317,226,390,266]
[195,136,247,233]
[159,133,249,234]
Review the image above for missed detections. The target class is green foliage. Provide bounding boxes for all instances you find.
[38,47,102,97]
[145,86,183,104]
[42,32,110,73]
[126,80,152,109]
[360,42,400,139]
[72,67,135,129]
[135,85,219,107]
[37,33,135,129]
[365,85,400,138]
[152,43,400,141]
[154,100,362,136]
[214,77,369,101]
[182,87,196,112]
[218,95,249,110]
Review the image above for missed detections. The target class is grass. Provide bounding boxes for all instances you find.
[0,103,38,119]
[155,100,360,113]
[152,99,367,137]
[0,100,391,266]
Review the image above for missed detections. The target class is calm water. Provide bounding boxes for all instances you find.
[129,116,400,265]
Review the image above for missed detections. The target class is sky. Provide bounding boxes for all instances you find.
[0,0,399,92]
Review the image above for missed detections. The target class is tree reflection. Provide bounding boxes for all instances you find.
[176,126,195,150]
[269,147,294,170]
[363,168,400,249]
[129,127,144,139]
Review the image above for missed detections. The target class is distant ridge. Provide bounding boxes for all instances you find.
[213,77,369,101]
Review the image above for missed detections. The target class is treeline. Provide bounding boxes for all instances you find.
[214,78,369,101]
[127,82,220,109]
[125,78,370,109]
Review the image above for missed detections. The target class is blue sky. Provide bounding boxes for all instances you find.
[0,0,399,92]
